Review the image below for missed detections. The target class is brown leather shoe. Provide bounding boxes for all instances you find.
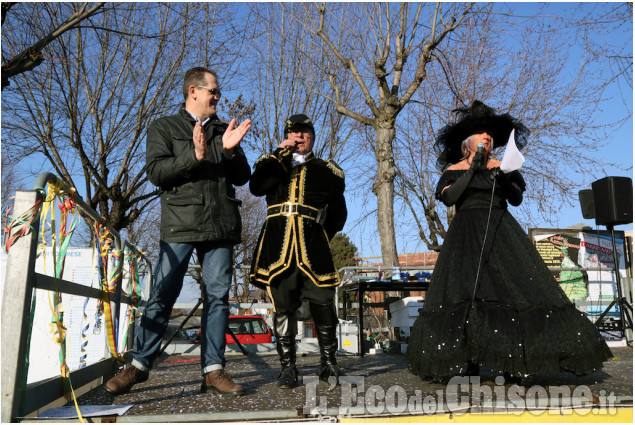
[201,370,244,396]
[104,365,149,395]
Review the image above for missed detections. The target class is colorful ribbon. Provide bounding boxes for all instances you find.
[2,198,43,253]
[94,223,124,361]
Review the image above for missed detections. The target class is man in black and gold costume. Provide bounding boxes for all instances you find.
[250,114,347,389]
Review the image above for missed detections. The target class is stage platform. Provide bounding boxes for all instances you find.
[23,346,633,423]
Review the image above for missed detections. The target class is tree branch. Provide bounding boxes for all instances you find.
[314,3,381,119]
[1,2,16,26]
[399,2,474,108]
[373,3,392,99]
[1,2,105,89]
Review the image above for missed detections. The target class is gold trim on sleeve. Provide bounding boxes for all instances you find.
[326,160,345,179]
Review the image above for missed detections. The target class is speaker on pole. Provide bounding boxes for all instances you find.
[591,176,633,226]
[578,189,596,219]
[578,176,633,344]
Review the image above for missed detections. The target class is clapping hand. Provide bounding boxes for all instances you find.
[223,119,252,155]
[193,122,207,161]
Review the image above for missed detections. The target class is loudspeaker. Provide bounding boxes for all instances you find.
[591,176,633,226]
[578,189,595,219]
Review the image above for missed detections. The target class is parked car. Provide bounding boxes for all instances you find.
[226,315,273,344]
[193,315,273,344]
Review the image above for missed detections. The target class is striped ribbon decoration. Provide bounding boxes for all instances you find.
[94,224,124,361]
[79,297,90,369]
[39,183,86,422]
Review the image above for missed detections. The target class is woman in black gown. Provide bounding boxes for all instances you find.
[405,101,612,381]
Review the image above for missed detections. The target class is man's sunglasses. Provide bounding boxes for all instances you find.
[195,86,222,97]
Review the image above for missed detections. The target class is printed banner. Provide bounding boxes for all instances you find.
[531,229,628,316]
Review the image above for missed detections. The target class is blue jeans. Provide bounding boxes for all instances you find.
[131,241,233,374]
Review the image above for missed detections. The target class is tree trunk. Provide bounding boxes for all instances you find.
[373,125,399,268]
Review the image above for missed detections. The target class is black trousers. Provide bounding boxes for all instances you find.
[268,263,336,314]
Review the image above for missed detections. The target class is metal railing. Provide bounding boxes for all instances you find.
[1,173,152,422]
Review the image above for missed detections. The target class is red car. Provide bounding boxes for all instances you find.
[193,315,273,344]
[225,315,273,344]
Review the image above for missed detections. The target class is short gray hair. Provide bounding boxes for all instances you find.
[460,135,475,161]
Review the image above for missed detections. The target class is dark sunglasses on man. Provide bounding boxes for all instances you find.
[196,85,222,97]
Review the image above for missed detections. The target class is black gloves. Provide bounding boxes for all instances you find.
[496,170,524,206]
[440,154,484,207]
[470,151,485,171]
[440,154,524,208]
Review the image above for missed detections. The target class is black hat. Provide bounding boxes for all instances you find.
[434,100,530,170]
[284,114,314,136]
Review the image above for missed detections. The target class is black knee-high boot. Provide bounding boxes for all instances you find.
[273,312,298,388]
[309,302,343,385]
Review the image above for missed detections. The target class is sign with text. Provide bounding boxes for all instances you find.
[531,228,628,316]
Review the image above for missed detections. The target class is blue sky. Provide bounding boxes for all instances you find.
[340,2,634,260]
[2,2,631,308]
[4,2,632,264]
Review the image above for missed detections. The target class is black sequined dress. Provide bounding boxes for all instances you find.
[405,168,612,379]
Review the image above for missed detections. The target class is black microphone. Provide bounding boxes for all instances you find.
[477,142,484,153]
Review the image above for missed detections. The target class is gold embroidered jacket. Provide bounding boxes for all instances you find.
[249,148,347,288]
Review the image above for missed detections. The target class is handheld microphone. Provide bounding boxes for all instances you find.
[477,142,485,153]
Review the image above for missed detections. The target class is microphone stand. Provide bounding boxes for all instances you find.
[462,149,494,335]
[464,172,497,329]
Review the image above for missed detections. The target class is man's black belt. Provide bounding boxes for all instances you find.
[267,202,327,225]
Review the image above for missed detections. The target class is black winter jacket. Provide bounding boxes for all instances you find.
[146,107,250,244]
[249,148,347,288]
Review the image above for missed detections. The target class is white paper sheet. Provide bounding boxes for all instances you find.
[36,404,133,419]
[500,129,525,173]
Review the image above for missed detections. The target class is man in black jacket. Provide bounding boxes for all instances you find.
[249,114,347,389]
[105,67,251,396]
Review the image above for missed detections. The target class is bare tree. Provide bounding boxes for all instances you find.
[3,3,181,233]
[234,3,366,303]
[393,3,632,251]
[2,3,252,242]
[244,3,359,162]
[3,2,629,270]
[570,3,633,91]
[297,2,474,267]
